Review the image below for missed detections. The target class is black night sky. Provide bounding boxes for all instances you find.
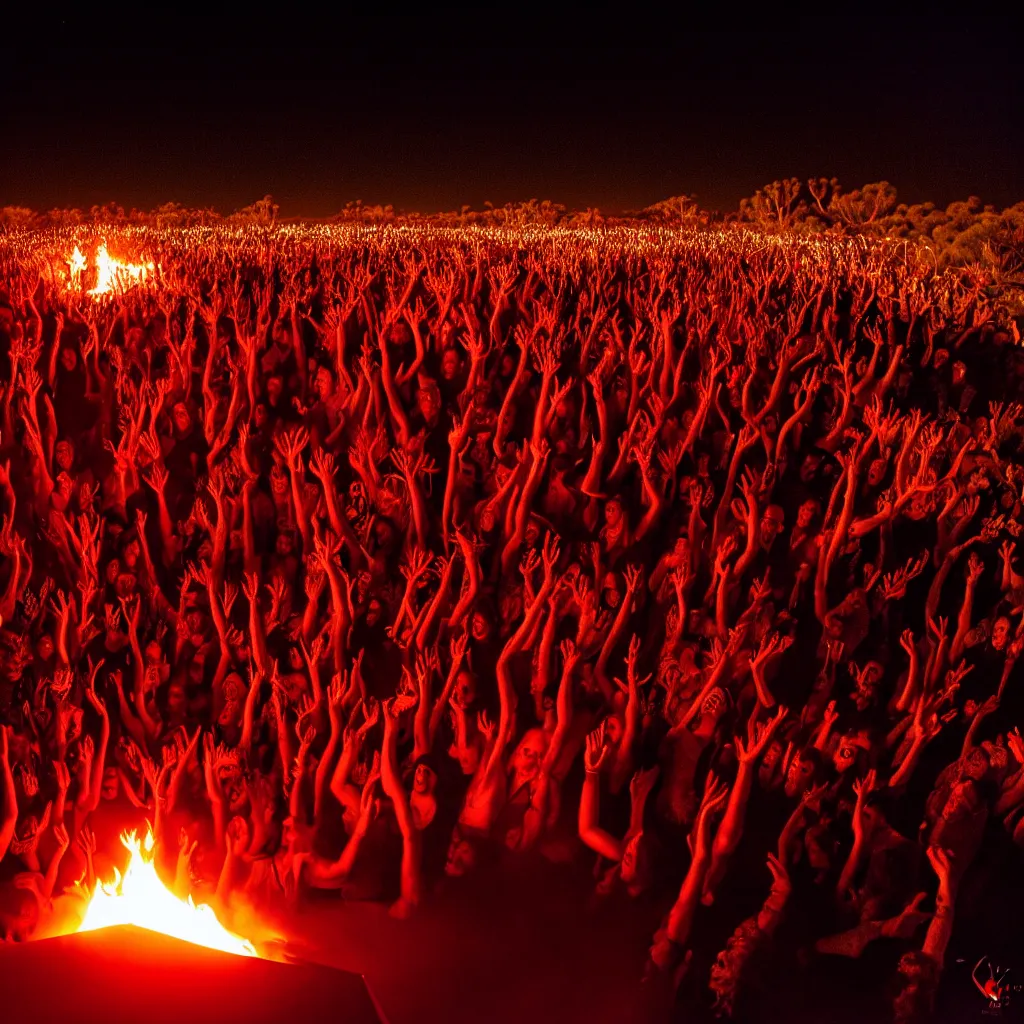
[2,13,1021,217]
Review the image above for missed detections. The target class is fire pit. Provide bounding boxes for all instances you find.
[0,925,384,1024]
[78,829,255,958]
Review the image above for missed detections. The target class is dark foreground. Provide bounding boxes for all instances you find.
[0,925,381,1024]
[268,851,1024,1024]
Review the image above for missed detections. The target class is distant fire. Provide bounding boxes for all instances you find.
[67,244,155,296]
[77,829,257,958]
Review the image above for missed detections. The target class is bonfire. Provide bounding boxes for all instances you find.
[67,243,156,296]
[78,829,256,958]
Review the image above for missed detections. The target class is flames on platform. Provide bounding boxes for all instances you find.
[67,244,155,296]
[77,829,257,958]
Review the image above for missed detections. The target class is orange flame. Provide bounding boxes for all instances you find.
[67,244,155,296]
[77,829,257,958]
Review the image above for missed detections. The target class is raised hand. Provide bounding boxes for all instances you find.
[541,532,561,578]
[53,823,70,852]
[736,706,788,763]
[852,769,877,824]
[275,426,310,469]
[584,726,611,773]
[765,852,791,897]
[698,772,729,820]
[76,826,97,859]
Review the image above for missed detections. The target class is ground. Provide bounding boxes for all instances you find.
[267,855,669,1024]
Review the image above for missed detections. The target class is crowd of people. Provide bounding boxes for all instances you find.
[0,223,1022,1020]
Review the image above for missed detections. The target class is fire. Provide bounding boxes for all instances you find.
[78,829,257,958]
[67,243,155,296]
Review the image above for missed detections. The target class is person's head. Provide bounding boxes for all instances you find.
[122,536,140,569]
[799,452,822,482]
[760,505,785,547]
[412,758,438,797]
[115,573,137,599]
[477,504,498,535]
[386,321,413,348]
[35,634,55,662]
[185,608,206,639]
[991,616,1011,651]
[603,713,625,748]
[784,747,822,799]
[372,517,396,553]
[417,381,442,423]
[758,739,785,789]
[471,607,494,643]
[796,498,820,530]
[445,826,479,877]
[357,595,380,628]
[266,376,284,406]
[454,669,477,708]
[510,727,549,783]
[172,402,192,435]
[441,348,462,381]
[867,457,888,487]
[833,732,869,775]
[166,678,188,719]
[524,518,542,550]
[281,814,297,850]
[470,385,491,414]
[314,364,335,400]
[602,571,623,610]
[55,439,75,472]
[611,375,630,414]
[60,346,78,372]
[605,497,624,529]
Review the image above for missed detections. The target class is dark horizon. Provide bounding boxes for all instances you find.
[1,16,1021,218]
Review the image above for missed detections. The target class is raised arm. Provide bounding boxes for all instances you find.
[578,728,626,861]
[0,727,17,861]
[656,776,729,959]
[702,706,788,905]
[836,771,877,904]
[381,696,422,918]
